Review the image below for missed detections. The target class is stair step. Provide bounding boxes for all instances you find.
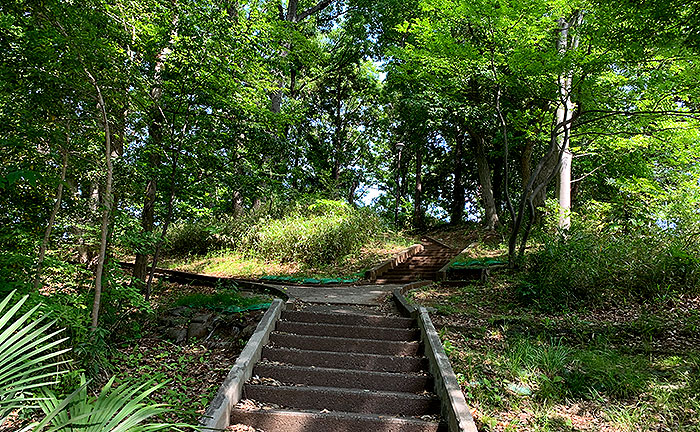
[243,384,440,417]
[282,310,414,328]
[375,279,422,284]
[276,321,419,341]
[230,408,445,432]
[262,347,427,373]
[390,270,440,274]
[254,363,432,393]
[270,332,421,356]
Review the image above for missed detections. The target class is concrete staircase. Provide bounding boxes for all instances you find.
[230,308,447,432]
[375,239,458,284]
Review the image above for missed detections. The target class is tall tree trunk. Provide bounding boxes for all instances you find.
[34,141,69,291]
[473,134,500,230]
[132,171,157,284]
[232,190,244,216]
[492,155,503,218]
[450,132,465,225]
[91,82,113,332]
[133,19,176,286]
[271,0,332,114]
[347,179,358,205]
[413,143,424,229]
[555,12,582,230]
[394,144,404,226]
[331,76,343,196]
[145,146,180,299]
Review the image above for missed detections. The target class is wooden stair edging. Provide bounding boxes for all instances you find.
[199,298,286,430]
[366,243,424,282]
[393,284,478,432]
[393,281,433,316]
[118,261,291,300]
[436,245,471,281]
[422,236,456,251]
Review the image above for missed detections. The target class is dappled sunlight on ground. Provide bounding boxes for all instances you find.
[407,279,700,432]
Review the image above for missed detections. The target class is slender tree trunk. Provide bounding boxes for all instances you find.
[48,16,113,330]
[146,146,180,298]
[413,143,423,229]
[555,12,582,230]
[91,84,113,332]
[474,134,500,230]
[450,132,465,225]
[34,142,69,291]
[133,172,157,284]
[394,145,404,226]
[134,18,176,286]
[520,141,533,191]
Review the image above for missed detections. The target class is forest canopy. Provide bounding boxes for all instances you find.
[1,0,700,428]
[2,0,699,321]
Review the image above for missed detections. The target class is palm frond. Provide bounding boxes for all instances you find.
[0,291,68,421]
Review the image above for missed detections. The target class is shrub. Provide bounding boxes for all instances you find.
[518,226,700,310]
[249,202,381,265]
[165,200,383,266]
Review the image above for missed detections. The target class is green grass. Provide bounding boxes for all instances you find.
[158,199,416,280]
[172,288,270,311]
[409,280,700,431]
[163,232,413,280]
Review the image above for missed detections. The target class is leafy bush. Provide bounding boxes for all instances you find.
[165,200,383,266]
[250,201,381,265]
[0,290,188,431]
[518,226,700,310]
[33,376,180,432]
[165,219,221,256]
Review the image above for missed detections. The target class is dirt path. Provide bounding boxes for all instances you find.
[272,283,400,305]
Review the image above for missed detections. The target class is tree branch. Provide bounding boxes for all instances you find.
[296,0,332,21]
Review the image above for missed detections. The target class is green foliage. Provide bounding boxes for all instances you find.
[506,339,573,401]
[518,226,700,310]
[568,350,649,400]
[251,201,380,265]
[0,291,69,422]
[33,375,182,432]
[166,200,383,266]
[172,287,268,312]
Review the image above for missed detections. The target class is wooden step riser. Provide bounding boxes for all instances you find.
[282,310,414,328]
[230,409,445,432]
[262,347,427,373]
[254,363,432,393]
[244,384,441,417]
[270,333,421,356]
[276,321,419,341]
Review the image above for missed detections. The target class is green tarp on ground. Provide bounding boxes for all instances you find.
[259,275,360,284]
[451,258,507,268]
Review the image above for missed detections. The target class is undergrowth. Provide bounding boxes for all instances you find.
[519,225,700,310]
[164,199,387,266]
[410,281,700,432]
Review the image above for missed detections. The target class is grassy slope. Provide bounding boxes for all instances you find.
[162,234,415,279]
[408,277,700,432]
